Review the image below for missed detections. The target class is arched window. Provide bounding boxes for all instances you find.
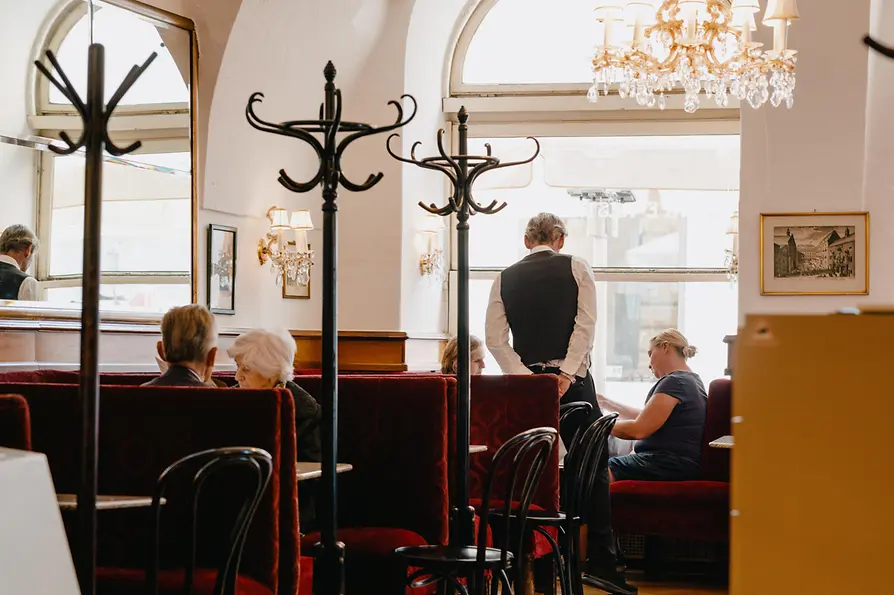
[449,0,740,403]
[30,1,194,313]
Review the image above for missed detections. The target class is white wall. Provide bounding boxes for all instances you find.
[738,0,888,321]
[0,0,55,232]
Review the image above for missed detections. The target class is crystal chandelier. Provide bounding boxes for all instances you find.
[589,0,800,113]
[257,206,315,286]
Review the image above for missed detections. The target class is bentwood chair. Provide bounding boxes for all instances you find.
[395,427,558,595]
[496,413,618,595]
[145,447,274,595]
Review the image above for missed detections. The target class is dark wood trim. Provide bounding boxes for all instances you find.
[101,0,196,31]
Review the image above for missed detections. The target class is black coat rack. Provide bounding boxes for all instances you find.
[34,46,156,594]
[246,61,416,595]
[387,107,540,546]
[865,35,894,58]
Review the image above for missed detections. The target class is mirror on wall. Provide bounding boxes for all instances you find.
[0,0,196,316]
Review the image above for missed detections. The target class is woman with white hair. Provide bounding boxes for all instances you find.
[227,329,322,463]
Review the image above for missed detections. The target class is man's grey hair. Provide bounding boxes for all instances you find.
[227,329,296,384]
[0,225,38,254]
[160,304,218,364]
[524,213,567,245]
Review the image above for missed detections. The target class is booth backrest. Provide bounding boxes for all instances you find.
[0,382,299,594]
[292,375,450,546]
[0,394,31,450]
[700,378,733,482]
[466,375,561,514]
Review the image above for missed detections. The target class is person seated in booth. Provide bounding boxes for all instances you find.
[0,225,40,301]
[144,304,223,388]
[440,334,487,375]
[598,328,707,483]
[227,329,322,463]
[228,329,322,531]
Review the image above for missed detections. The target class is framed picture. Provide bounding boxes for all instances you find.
[760,212,869,295]
[207,224,237,314]
[283,242,310,299]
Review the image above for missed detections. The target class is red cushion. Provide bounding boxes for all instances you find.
[299,556,314,594]
[469,498,555,559]
[611,480,730,542]
[96,567,271,595]
[701,379,732,482]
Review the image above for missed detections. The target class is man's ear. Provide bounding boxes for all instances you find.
[523,237,533,250]
[205,347,218,369]
[156,341,165,360]
[555,235,565,251]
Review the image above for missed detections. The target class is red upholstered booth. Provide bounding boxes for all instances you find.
[0,382,304,595]
[293,375,450,595]
[610,378,732,543]
[0,393,31,450]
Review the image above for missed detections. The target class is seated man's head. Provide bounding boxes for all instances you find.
[523,213,567,252]
[440,335,487,375]
[0,225,39,271]
[648,328,698,378]
[228,329,296,389]
[157,304,218,381]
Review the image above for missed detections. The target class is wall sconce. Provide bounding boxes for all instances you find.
[725,210,739,283]
[419,215,445,280]
[258,205,315,286]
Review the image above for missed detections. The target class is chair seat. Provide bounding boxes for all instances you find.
[395,545,512,568]
[96,567,272,595]
[611,480,730,541]
[470,498,556,558]
[522,511,572,526]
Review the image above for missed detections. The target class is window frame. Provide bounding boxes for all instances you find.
[28,0,198,306]
[449,0,741,116]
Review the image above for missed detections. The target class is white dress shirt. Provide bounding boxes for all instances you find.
[0,255,39,301]
[485,245,597,378]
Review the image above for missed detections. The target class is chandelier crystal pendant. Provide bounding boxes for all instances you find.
[257,206,315,287]
[589,0,799,113]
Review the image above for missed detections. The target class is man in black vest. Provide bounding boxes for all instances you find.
[0,225,40,301]
[485,212,636,594]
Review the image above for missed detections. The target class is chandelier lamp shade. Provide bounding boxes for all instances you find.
[589,0,799,113]
[257,205,315,286]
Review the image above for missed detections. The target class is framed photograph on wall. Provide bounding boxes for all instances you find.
[283,242,310,299]
[760,212,869,295]
[207,224,237,314]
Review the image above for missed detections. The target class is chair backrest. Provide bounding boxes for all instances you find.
[476,427,557,574]
[148,447,273,595]
[559,401,594,452]
[700,378,732,481]
[565,413,618,521]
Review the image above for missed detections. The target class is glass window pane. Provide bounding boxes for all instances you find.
[50,4,190,105]
[48,152,191,276]
[463,0,593,85]
[467,135,740,269]
[469,278,737,409]
[44,283,190,313]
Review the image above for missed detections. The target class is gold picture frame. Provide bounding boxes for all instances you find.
[760,212,869,296]
[282,242,310,299]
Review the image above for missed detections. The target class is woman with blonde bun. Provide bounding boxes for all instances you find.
[596,329,707,482]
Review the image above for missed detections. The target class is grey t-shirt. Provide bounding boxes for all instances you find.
[634,370,708,462]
